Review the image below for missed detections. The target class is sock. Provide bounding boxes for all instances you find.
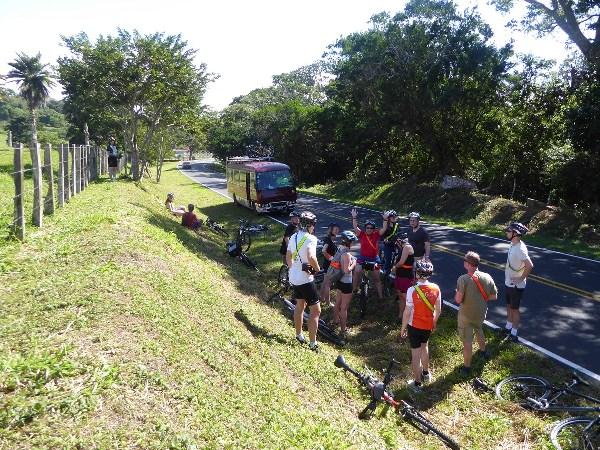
[505,322,513,330]
[297,334,305,341]
[309,341,317,347]
[511,328,518,336]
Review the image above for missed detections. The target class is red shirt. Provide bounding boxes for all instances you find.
[181,211,198,228]
[358,229,380,258]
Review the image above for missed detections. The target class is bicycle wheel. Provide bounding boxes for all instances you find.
[359,278,369,318]
[402,408,461,450]
[238,231,251,252]
[277,265,289,289]
[240,254,260,272]
[495,375,551,405]
[550,416,600,450]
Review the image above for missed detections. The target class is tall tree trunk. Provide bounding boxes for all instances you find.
[83,122,90,146]
[29,107,38,158]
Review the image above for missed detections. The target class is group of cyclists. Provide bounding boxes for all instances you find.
[282,207,534,392]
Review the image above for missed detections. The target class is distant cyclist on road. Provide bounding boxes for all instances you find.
[286,211,321,352]
[392,232,414,321]
[380,210,400,275]
[504,222,534,342]
[279,211,300,264]
[351,208,389,300]
[407,212,431,261]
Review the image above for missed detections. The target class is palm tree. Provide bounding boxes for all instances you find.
[6,52,55,151]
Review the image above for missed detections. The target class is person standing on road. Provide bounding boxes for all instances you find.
[455,251,498,376]
[286,211,321,352]
[351,208,389,299]
[504,222,534,342]
[407,212,431,261]
[280,211,300,264]
[400,260,441,392]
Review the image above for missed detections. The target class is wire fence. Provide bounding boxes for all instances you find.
[1,143,112,241]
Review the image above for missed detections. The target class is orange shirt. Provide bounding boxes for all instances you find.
[405,282,440,330]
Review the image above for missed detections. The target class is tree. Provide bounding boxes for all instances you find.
[6,53,55,152]
[58,30,212,180]
[492,0,600,67]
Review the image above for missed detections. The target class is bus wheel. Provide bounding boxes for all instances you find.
[233,194,239,206]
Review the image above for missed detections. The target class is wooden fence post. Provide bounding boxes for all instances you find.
[71,144,77,195]
[43,143,55,214]
[58,144,65,207]
[31,143,43,227]
[13,144,25,240]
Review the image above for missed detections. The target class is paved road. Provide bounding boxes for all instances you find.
[181,160,600,379]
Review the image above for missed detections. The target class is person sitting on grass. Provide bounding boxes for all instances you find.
[181,204,203,230]
[165,192,186,217]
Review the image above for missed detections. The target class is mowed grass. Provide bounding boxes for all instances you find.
[1,160,596,449]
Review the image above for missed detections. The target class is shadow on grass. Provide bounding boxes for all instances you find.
[234,309,289,345]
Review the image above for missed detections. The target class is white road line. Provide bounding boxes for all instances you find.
[442,300,600,382]
[183,165,600,381]
[301,193,600,264]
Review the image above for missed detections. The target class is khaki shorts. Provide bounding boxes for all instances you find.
[458,314,484,344]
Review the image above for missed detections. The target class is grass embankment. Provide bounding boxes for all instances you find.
[1,161,596,449]
[302,180,600,260]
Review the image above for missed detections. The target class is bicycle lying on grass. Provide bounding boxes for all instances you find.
[236,219,270,252]
[226,239,260,273]
[205,217,229,237]
[334,355,460,450]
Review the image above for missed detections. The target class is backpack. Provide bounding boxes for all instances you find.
[326,247,348,284]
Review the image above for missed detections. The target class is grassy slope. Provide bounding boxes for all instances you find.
[1,158,595,449]
[301,180,600,260]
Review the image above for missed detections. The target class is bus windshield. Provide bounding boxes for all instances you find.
[256,170,294,190]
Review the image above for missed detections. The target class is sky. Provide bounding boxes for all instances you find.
[0,0,572,111]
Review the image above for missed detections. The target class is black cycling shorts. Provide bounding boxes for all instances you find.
[292,282,320,306]
[505,286,525,309]
[407,325,431,349]
[335,281,353,294]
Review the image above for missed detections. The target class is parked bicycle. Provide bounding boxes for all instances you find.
[206,217,229,237]
[494,373,600,450]
[226,239,260,273]
[334,354,460,450]
[236,219,270,252]
[358,261,378,318]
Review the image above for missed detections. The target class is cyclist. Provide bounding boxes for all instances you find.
[455,251,498,376]
[350,208,389,299]
[400,260,441,392]
[279,211,300,264]
[319,222,340,305]
[380,210,400,274]
[407,212,431,261]
[503,222,534,342]
[391,232,414,321]
[331,231,358,344]
[286,211,321,352]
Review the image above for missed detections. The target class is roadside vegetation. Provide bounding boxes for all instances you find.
[2,162,598,449]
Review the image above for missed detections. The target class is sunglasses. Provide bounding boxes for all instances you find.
[365,226,374,230]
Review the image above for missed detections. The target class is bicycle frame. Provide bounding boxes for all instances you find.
[532,381,600,413]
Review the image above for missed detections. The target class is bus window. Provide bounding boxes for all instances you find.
[256,170,294,190]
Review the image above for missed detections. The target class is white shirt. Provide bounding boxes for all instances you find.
[287,230,318,286]
[505,240,529,288]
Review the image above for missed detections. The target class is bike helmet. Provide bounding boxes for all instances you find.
[289,211,301,218]
[408,212,420,220]
[364,219,376,228]
[505,222,529,236]
[299,211,317,228]
[415,260,434,278]
[167,192,174,199]
[385,210,398,218]
[340,230,358,244]
[395,232,409,243]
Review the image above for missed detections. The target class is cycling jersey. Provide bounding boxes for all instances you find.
[405,281,440,330]
[358,229,380,258]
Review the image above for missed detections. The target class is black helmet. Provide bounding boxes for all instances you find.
[395,232,408,243]
[289,211,301,218]
[408,212,420,220]
[505,222,528,236]
[415,260,434,278]
[299,211,317,228]
[364,219,376,228]
[340,230,358,244]
[385,209,398,218]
